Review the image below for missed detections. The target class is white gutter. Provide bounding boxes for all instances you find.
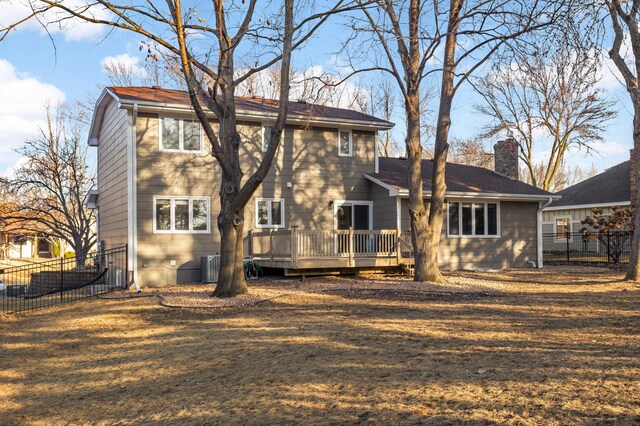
[543,201,630,211]
[537,197,554,269]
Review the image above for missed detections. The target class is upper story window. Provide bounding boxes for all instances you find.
[160,117,203,153]
[154,196,210,233]
[338,130,352,157]
[262,125,273,152]
[555,217,571,240]
[256,198,284,228]
[447,201,499,238]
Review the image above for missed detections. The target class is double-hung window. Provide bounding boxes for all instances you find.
[338,130,352,157]
[555,217,571,241]
[160,117,203,153]
[154,196,210,233]
[256,198,284,228]
[448,201,499,237]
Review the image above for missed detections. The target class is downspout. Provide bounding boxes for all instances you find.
[131,103,141,292]
[537,197,554,269]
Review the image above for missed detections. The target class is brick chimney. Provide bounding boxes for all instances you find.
[494,137,519,180]
[631,149,636,206]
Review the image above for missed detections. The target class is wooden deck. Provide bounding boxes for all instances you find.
[246,227,414,274]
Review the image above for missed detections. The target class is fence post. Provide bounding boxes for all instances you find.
[247,229,253,257]
[290,226,298,269]
[566,231,570,262]
[60,257,64,303]
[607,231,611,263]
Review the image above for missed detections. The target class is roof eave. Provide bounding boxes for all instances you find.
[117,99,395,130]
[364,174,560,201]
[87,88,120,145]
[544,201,631,211]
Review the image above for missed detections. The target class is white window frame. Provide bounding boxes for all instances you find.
[446,200,500,238]
[553,216,573,242]
[158,116,204,153]
[153,196,211,234]
[338,129,353,157]
[333,200,374,230]
[255,198,285,229]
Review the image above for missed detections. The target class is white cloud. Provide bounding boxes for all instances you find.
[0,0,109,42]
[0,59,66,177]
[101,53,148,78]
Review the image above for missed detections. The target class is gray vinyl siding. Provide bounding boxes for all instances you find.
[370,183,398,229]
[134,113,377,286]
[96,98,129,249]
[400,198,538,269]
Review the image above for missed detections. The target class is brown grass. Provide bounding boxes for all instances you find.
[1,266,640,425]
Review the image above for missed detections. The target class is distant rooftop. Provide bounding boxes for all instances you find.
[549,161,630,208]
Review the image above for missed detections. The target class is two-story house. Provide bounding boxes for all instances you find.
[89,86,557,287]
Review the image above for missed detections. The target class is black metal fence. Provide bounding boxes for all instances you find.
[543,231,633,264]
[0,246,127,314]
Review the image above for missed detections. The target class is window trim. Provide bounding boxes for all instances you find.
[553,216,573,242]
[152,195,211,234]
[338,129,353,157]
[446,200,500,238]
[255,198,286,229]
[333,200,374,230]
[158,116,205,153]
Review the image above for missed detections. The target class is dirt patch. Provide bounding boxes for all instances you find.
[1,266,639,425]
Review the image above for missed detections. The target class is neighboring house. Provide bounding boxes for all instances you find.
[542,156,632,245]
[88,86,557,287]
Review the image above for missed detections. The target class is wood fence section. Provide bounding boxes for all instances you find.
[247,227,413,271]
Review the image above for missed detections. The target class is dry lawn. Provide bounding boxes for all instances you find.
[1,266,640,425]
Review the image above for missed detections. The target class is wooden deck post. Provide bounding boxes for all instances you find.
[348,227,354,267]
[290,226,298,268]
[396,227,402,265]
[269,228,274,264]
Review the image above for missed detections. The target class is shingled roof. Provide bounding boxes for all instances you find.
[549,161,630,208]
[107,86,393,127]
[367,157,554,199]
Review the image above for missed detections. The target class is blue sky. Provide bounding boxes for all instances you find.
[0,2,634,180]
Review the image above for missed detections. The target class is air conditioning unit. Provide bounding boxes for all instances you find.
[201,255,220,283]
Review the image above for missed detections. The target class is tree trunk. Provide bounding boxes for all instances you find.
[626,111,640,281]
[405,91,432,282]
[424,0,462,284]
[213,200,248,296]
[212,161,249,297]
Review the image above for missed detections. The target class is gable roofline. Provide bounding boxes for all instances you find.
[364,174,561,202]
[88,88,119,144]
[88,87,394,145]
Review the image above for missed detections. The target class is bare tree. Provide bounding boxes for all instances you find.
[2,103,96,264]
[603,0,640,280]
[447,138,493,169]
[520,161,599,192]
[346,0,570,282]
[2,0,353,296]
[474,36,616,191]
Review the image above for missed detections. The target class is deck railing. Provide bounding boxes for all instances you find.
[247,227,413,268]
